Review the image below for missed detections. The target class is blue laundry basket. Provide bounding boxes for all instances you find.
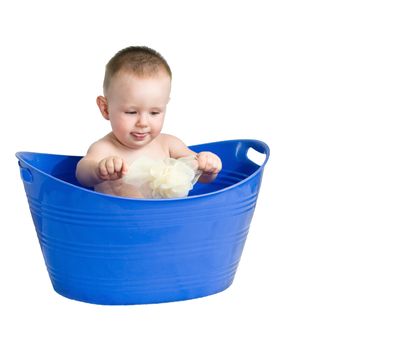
[16,139,269,305]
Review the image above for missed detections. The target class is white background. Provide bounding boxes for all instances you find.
[1,0,418,349]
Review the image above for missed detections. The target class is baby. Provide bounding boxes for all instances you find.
[76,46,222,198]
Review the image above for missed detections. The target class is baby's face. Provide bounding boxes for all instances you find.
[104,70,171,149]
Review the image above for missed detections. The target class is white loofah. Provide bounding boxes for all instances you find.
[124,156,202,199]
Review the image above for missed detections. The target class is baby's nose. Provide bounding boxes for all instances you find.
[136,114,149,126]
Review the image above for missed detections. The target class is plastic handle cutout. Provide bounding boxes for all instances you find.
[247,147,266,166]
[19,161,33,183]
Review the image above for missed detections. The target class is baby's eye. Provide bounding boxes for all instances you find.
[150,111,161,116]
[125,111,137,115]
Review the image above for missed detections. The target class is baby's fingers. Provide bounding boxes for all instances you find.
[98,157,127,180]
[206,158,221,174]
[212,157,222,173]
[98,159,110,177]
[109,157,128,178]
[120,159,128,175]
[197,153,222,174]
[106,157,118,175]
[112,157,125,174]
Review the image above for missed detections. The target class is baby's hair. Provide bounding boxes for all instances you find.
[103,46,172,93]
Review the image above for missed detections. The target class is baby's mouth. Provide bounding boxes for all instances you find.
[131,132,149,140]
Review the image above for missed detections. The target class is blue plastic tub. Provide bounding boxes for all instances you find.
[16,139,269,305]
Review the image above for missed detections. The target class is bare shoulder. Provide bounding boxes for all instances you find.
[159,133,185,147]
[159,133,195,158]
[84,133,118,160]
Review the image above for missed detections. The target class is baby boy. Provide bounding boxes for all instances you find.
[76,46,222,198]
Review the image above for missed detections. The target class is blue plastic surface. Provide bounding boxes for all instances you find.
[16,139,269,305]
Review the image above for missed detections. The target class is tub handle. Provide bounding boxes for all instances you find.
[18,161,33,183]
[239,140,270,167]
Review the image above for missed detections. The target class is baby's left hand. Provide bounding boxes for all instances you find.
[196,152,222,179]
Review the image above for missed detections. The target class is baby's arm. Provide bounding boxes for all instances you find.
[165,134,222,183]
[76,142,128,187]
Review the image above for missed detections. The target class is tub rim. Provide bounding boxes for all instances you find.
[16,139,270,202]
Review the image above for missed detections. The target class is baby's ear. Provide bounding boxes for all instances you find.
[96,96,109,119]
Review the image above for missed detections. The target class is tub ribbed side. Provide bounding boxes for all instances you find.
[28,183,258,304]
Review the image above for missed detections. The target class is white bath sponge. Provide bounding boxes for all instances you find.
[124,156,201,199]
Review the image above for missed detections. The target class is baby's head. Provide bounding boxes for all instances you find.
[103,46,172,95]
[97,46,172,149]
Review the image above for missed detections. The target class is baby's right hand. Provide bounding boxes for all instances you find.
[97,156,128,181]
